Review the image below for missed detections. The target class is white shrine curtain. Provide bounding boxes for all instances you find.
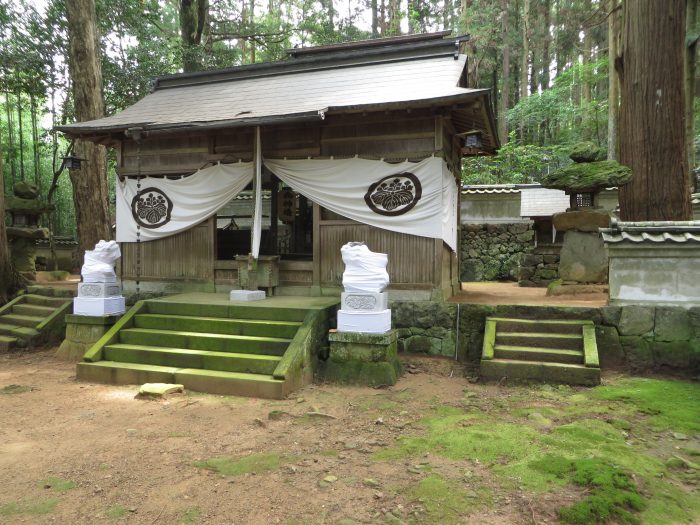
[264,156,458,251]
[115,162,253,242]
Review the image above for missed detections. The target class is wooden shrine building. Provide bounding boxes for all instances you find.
[59,31,498,301]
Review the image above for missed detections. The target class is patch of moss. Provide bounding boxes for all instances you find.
[40,476,76,492]
[592,378,700,433]
[0,498,58,517]
[558,458,644,525]
[541,160,632,192]
[194,452,285,476]
[406,474,486,524]
[106,505,128,519]
[180,506,201,524]
[0,384,33,395]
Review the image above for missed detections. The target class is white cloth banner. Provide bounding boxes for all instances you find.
[264,156,458,251]
[251,127,263,258]
[116,162,253,242]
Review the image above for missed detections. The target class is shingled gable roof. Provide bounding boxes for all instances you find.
[57,32,498,152]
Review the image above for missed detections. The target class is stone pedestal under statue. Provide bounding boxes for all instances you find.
[73,241,126,316]
[56,314,120,361]
[324,330,402,386]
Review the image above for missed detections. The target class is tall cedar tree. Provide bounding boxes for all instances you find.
[618,0,690,221]
[0,124,11,302]
[66,0,112,258]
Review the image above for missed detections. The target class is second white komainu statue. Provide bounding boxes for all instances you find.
[340,242,389,294]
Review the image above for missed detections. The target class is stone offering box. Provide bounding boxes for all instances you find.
[323,329,403,386]
[235,255,280,291]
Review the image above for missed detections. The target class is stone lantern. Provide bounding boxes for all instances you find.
[540,142,633,287]
[5,181,53,281]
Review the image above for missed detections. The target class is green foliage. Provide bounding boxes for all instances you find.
[193,452,285,476]
[406,474,489,523]
[0,498,58,517]
[106,505,128,519]
[462,138,570,185]
[39,476,76,492]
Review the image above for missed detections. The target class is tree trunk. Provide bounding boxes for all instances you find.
[0,124,11,302]
[387,0,400,36]
[499,0,510,144]
[607,0,621,160]
[685,0,698,189]
[16,91,24,181]
[581,0,593,140]
[519,0,530,141]
[66,0,112,259]
[180,0,208,72]
[371,0,379,36]
[618,0,690,221]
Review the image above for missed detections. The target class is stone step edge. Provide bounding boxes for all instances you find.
[493,344,583,356]
[105,343,283,362]
[0,313,45,323]
[483,357,597,369]
[78,360,285,383]
[496,332,582,340]
[135,313,302,326]
[489,317,593,326]
[120,328,293,344]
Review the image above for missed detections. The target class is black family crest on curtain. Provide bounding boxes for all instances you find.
[364,173,422,216]
[131,188,173,228]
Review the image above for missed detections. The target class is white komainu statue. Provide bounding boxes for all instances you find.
[81,240,122,283]
[341,242,389,294]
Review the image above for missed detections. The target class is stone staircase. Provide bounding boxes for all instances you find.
[77,298,334,399]
[480,317,600,385]
[0,285,74,352]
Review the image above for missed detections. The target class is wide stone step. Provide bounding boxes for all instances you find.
[491,318,590,335]
[104,344,281,375]
[493,344,584,364]
[0,313,44,328]
[134,313,301,339]
[12,303,55,318]
[0,335,18,352]
[495,332,583,351]
[24,294,71,307]
[0,323,40,340]
[77,361,286,399]
[145,301,307,322]
[118,328,291,355]
[26,285,75,298]
[480,358,600,386]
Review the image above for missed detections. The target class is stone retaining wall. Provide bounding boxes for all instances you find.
[518,246,561,287]
[390,301,700,374]
[460,223,534,282]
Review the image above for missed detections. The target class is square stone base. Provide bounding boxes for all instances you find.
[323,329,402,386]
[56,314,121,362]
[230,290,266,302]
[73,296,126,316]
[337,309,391,333]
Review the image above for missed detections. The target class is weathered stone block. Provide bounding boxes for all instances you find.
[652,341,692,369]
[391,302,415,328]
[654,307,692,342]
[600,306,622,327]
[558,231,608,283]
[325,329,402,386]
[595,325,625,368]
[619,336,654,371]
[553,210,610,232]
[618,306,655,336]
[689,307,700,338]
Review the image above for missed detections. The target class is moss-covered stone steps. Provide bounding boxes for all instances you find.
[76,361,286,399]
[494,344,583,364]
[118,328,291,355]
[133,313,301,339]
[77,297,339,398]
[145,301,307,322]
[0,313,45,328]
[103,344,282,375]
[0,290,73,352]
[481,317,600,386]
[0,334,18,352]
[12,303,57,317]
[495,332,583,351]
[480,358,600,386]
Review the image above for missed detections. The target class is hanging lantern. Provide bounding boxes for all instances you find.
[62,151,87,170]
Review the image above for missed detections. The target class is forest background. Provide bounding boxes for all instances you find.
[0,0,698,239]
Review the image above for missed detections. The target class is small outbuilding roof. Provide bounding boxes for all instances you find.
[57,33,497,152]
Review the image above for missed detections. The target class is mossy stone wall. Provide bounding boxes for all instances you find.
[390,301,700,374]
[460,223,534,282]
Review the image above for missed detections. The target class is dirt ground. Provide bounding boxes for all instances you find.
[0,349,697,525]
